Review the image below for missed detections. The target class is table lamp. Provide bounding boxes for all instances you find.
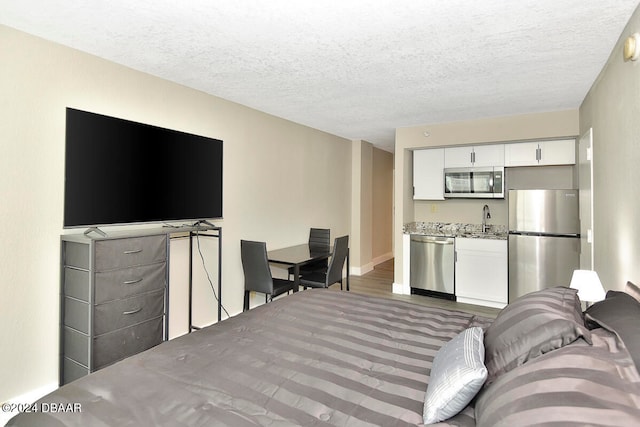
[569,269,606,307]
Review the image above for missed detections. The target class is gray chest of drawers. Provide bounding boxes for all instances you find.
[60,232,168,385]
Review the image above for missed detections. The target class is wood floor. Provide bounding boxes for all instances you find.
[337,258,501,319]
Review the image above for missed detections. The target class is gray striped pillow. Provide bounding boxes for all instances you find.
[484,287,591,383]
[475,330,640,427]
[423,327,487,424]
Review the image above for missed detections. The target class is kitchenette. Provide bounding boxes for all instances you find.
[404,138,581,309]
[406,220,508,308]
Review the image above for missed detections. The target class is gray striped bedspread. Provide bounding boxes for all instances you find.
[7,290,491,427]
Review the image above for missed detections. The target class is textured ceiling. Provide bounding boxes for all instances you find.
[1,1,639,152]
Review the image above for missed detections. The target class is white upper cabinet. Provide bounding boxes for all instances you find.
[444,146,474,168]
[538,139,576,165]
[444,144,504,168]
[504,141,538,166]
[504,139,576,167]
[413,148,445,200]
[474,145,505,167]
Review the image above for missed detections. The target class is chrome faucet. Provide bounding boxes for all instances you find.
[482,204,491,233]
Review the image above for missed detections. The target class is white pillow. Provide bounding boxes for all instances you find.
[423,327,487,424]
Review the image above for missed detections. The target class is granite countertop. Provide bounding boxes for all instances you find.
[403,222,508,240]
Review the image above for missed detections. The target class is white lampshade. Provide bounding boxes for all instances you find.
[569,270,605,303]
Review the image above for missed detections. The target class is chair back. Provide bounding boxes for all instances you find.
[309,228,330,248]
[326,235,349,286]
[240,240,274,294]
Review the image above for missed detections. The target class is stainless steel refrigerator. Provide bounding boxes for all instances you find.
[508,189,580,302]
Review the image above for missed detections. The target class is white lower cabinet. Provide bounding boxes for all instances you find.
[455,238,508,309]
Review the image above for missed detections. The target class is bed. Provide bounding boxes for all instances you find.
[6,286,640,426]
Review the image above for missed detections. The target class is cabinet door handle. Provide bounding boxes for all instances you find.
[123,307,142,315]
[123,278,143,285]
[123,249,143,254]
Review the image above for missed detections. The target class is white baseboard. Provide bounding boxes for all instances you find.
[350,252,393,277]
[393,282,409,295]
[1,382,58,424]
[351,263,373,276]
[456,296,507,310]
[372,252,393,266]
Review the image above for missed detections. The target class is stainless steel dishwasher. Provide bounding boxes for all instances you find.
[410,235,455,300]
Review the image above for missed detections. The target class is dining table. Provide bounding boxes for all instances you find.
[267,243,350,291]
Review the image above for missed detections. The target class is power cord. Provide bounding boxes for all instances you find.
[195,229,231,320]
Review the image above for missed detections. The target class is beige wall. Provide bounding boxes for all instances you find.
[349,140,372,274]
[0,25,352,402]
[372,147,394,263]
[579,5,640,292]
[393,110,580,288]
[351,140,394,274]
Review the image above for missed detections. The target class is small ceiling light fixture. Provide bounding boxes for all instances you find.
[423,131,431,137]
[623,32,640,61]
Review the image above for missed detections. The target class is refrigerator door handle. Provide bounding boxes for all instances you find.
[509,231,580,238]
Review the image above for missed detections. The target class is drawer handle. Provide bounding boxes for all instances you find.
[123,278,143,285]
[123,307,142,315]
[123,249,143,255]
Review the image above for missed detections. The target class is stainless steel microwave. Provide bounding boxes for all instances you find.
[444,167,504,198]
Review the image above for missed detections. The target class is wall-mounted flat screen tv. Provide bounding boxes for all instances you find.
[64,108,223,228]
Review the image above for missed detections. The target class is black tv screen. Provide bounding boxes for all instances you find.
[64,108,223,228]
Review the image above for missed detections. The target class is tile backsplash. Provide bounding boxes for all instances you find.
[414,198,508,225]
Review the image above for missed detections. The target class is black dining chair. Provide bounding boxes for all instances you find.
[300,235,349,290]
[288,228,330,279]
[241,240,296,311]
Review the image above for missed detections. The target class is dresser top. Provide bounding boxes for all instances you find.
[61,224,220,243]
